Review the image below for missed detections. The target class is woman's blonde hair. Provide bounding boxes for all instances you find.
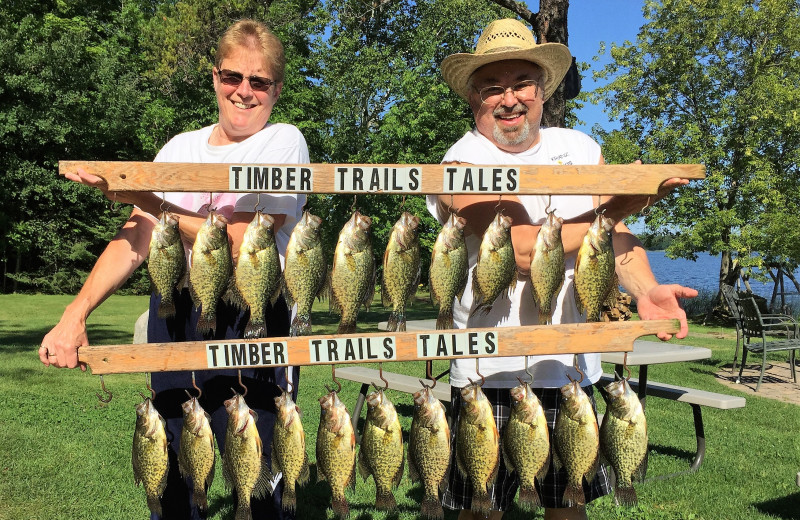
[215,19,286,83]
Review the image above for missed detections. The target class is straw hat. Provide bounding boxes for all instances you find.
[442,18,572,102]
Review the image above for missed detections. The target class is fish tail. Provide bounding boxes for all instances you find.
[290,313,312,336]
[196,312,216,334]
[375,488,397,511]
[235,502,252,520]
[420,494,444,519]
[387,310,406,332]
[146,496,162,517]
[337,320,356,334]
[518,482,542,510]
[470,489,492,517]
[244,318,266,339]
[614,484,638,507]
[193,487,209,512]
[157,297,176,319]
[331,494,349,519]
[436,308,454,330]
[281,484,297,512]
[561,482,586,508]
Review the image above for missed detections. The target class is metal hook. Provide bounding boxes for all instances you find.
[96,375,113,403]
[494,195,503,213]
[623,352,632,381]
[641,196,652,216]
[350,195,357,213]
[331,365,342,393]
[474,358,486,387]
[569,354,586,384]
[372,362,389,391]
[448,195,455,214]
[425,361,437,389]
[594,206,607,216]
[145,372,155,399]
[237,370,248,397]
[286,378,294,395]
[190,371,202,399]
[254,192,261,213]
[525,355,534,384]
[399,195,407,212]
[545,195,552,213]
[160,192,167,213]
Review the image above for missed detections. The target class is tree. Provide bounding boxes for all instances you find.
[591,0,800,300]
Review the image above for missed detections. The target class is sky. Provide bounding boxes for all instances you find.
[563,0,647,134]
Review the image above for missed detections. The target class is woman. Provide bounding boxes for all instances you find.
[40,20,306,520]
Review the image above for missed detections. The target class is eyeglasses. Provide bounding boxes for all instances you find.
[475,79,540,104]
[216,69,275,92]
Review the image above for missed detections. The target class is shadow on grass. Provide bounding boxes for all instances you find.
[753,491,800,520]
[0,323,134,353]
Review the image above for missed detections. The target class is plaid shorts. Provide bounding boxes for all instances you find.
[442,385,612,511]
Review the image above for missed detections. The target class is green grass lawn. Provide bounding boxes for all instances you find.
[1,293,798,519]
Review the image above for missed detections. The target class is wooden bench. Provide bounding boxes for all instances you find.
[336,366,746,478]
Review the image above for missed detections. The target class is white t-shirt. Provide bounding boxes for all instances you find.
[427,127,603,388]
[152,123,309,268]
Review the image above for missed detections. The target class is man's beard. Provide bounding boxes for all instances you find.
[493,118,530,147]
[492,103,531,147]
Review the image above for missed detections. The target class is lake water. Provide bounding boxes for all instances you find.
[646,251,800,302]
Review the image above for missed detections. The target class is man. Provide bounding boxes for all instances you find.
[428,18,697,520]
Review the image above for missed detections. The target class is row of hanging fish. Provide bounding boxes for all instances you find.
[131,387,307,520]
[148,207,619,338]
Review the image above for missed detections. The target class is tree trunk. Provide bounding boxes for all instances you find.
[487,0,570,128]
[534,0,569,128]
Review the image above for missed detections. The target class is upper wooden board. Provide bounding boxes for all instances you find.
[59,161,705,195]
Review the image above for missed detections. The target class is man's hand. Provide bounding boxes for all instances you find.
[39,314,89,371]
[635,284,699,341]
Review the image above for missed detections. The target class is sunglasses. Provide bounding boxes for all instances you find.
[216,69,275,92]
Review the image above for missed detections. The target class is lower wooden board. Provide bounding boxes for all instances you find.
[80,319,679,375]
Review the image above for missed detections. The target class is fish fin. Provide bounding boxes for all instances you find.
[488,450,500,486]
[281,483,297,512]
[470,489,492,517]
[252,456,273,499]
[357,450,371,481]
[517,481,542,511]
[614,483,638,507]
[297,451,311,486]
[375,488,397,511]
[196,311,216,335]
[269,443,280,478]
[421,495,445,520]
[363,264,377,311]
[269,282,282,307]
[318,266,332,301]
[146,496,163,517]
[551,448,562,473]
[331,495,349,519]
[347,458,358,491]
[244,318,266,340]
[436,307,454,330]
[470,266,483,315]
[194,487,209,513]
[632,452,648,483]
[156,294,177,319]
[537,452,551,482]
[562,482,586,508]
[290,313,312,337]
[586,452,600,484]
[407,452,420,483]
[392,450,405,488]
[455,445,468,479]
[280,277,295,309]
[501,444,515,474]
[337,321,356,334]
[234,504,252,520]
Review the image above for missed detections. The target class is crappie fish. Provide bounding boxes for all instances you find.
[429,213,468,329]
[574,213,615,322]
[530,209,565,325]
[271,388,310,512]
[222,392,270,520]
[553,380,600,507]
[331,211,375,334]
[283,211,327,336]
[502,381,550,511]
[316,390,357,519]
[409,385,451,519]
[190,210,233,334]
[132,397,169,517]
[472,212,516,316]
[234,211,282,339]
[455,382,500,517]
[148,211,185,319]
[358,388,404,510]
[600,378,648,506]
[178,397,215,513]
[382,212,421,332]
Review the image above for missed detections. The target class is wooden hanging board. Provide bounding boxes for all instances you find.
[59,161,704,195]
[58,159,702,375]
[80,319,678,375]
